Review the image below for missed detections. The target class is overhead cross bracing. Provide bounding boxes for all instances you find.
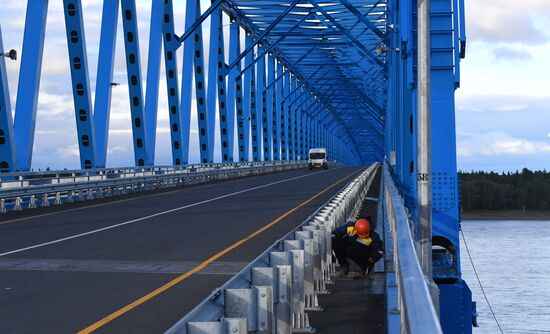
[221,0,388,164]
[0,0,389,172]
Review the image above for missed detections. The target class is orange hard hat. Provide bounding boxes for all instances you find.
[355,219,370,237]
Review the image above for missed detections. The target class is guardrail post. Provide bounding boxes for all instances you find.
[86,188,94,200]
[54,192,61,205]
[29,195,37,208]
[302,225,328,295]
[225,286,273,333]
[294,230,321,312]
[252,264,292,334]
[187,318,247,334]
[42,193,49,207]
[14,197,22,211]
[271,247,313,333]
[67,191,74,203]
[0,199,6,213]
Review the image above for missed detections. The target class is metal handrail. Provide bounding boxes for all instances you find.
[383,164,442,334]
[0,161,299,188]
[0,161,310,213]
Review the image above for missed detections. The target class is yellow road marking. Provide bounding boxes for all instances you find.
[77,169,359,333]
[0,168,318,226]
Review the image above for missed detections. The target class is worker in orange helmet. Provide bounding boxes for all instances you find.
[331,216,384,277]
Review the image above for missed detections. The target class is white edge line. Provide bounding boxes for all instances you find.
[0,169,331,257]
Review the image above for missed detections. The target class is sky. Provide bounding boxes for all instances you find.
[1,0,549,172]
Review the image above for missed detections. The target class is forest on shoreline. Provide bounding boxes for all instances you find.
[460,168,550,212]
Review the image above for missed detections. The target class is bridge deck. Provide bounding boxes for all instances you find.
[0,167,360,333]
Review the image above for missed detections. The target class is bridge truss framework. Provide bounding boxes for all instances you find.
[0,0,472,332]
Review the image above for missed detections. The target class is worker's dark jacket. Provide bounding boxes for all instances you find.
[331,221,384,271]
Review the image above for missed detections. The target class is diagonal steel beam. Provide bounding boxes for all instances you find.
[337,0,385,39]
[228,0,302,69]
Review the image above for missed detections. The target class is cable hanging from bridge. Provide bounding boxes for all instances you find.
[460,229,505,334]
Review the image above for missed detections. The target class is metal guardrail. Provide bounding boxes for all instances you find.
[383,163,443,334]
[165,163,379,334]
[0,161,309,213]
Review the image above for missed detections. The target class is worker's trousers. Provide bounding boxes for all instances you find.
[332,238,374,272]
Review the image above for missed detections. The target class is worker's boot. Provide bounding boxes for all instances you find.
[337,265,349,277]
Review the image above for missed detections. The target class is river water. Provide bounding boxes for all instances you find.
[460,220,550,333]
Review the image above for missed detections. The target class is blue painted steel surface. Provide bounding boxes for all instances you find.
[230,21,247,162]
[120,0,149,166]
[94,0,119,168]
[179,0,196,165]
[245,34,259,161]
[63,0,97,169]
[162,0,185,165]
[267,55,276,161]
[144,0,163,164]
[281,71,289,160]
[256,48,266,161]
[13,0,48,171]
[227,19,239,162]
[190,0,211,163]
[439,279,474,334]
[209,8,231,162]
[274,61,282,161]
[0,24,17,173]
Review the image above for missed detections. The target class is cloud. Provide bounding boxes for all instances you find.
[457,94,533,113]
[458,131,550,157]
[492,46,532,62]
[54,144,80,158]
[466,0,550,45]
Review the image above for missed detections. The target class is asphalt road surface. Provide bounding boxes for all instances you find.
[0,166,362,333]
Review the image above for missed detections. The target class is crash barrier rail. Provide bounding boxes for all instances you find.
[382,163,443,334]
[165,163,380,334]
[0,161,309,213]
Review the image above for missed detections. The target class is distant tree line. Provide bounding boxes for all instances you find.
[460,168,550,211]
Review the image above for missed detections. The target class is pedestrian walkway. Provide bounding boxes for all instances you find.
[309,169,386,333]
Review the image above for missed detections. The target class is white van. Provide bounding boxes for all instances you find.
[308,148,328,170]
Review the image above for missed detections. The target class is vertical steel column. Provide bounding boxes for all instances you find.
[209,8,231,162]
[121,0,149,166]
[162,0,185,165]
[266,55,275,161]
[63,0,97,169]
[207,9,219,159]
[245,34,259,161]
[227,19,239,162]
[191,0,211,163]
[230,22,247,162]
[257,50,268,161]
[280,67,288,160]
[242,33,252,161]
[180,0,195,164]
[287,75,295,160]
[13,0,48,171]
[417,0,432,278]
[273,59,282,161]
[93,0,118,168]
[296,88,303,160]
[0,24,17,172]
[143,0,163,164]
[304,111,310,155]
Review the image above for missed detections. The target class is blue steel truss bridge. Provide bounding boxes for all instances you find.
[0,1,475,333]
